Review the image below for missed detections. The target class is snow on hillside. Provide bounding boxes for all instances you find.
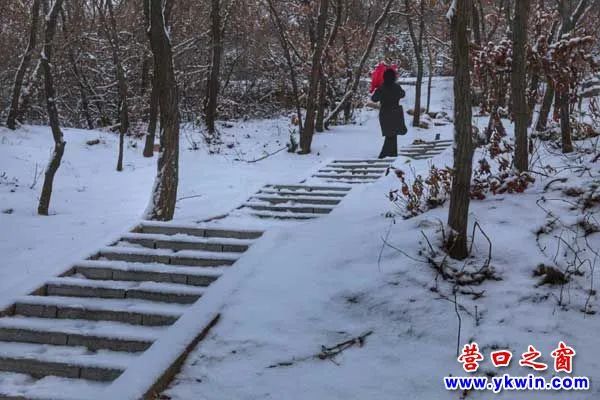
[0,78,451,310]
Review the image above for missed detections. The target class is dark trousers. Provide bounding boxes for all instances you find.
[379,136,398,158]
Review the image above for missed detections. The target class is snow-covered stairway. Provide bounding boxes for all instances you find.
[398,139,453,160]
[0,222,263,400]
[238,184,352,220]
[312,158,396,184]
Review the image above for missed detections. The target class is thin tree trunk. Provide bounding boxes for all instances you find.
[405,0,425,127]
[447,0,474,260]
[558,91,573,152]
[102,0,129,171]
[315,71,327,132]
[511,0,530,172]
[300,0,329,154]
[426,39,434,113]
[16,59,42,123]
[60,6,94,129]
[315,0,343,133]
[38,0,66,216]
[144,0,180,221]
[205,0,222,136]
[143,63,159,157]
[324,0,395,128]
[7,0,40,130]
[266,0,303,135]
[536,82,554,131]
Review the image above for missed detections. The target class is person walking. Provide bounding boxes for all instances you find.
[371,68,407,158]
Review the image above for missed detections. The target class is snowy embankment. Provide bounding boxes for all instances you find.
[162,94,599,398]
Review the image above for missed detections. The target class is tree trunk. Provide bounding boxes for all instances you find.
[102,0,129,171]
[144,0,180,221]
[16,60,42,123]
[405,0,425,127]
[266,0,303,135]
[315,71,327,132]
[7,0,40,130]
[511,0,530,172]
[558,91,573,153]
[324,0,395,128]
[447,0,474,260]
[300,0,329,154]
[60,6,94,129]
[38,0,66,216]
[143,63,159,157]
[536,82,554,131]
[205,0,222,136]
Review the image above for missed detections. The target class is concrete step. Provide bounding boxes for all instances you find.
[248,211,320,220]
[332,159,395,164]
[0,317,159,353]
[259,189,347,198]
[68,260,222,287]
[0,342,133,382]
[250,195,341,206]
[324,163,390,169]
[317,169,386,175]
[42,278,205,305]
[13,295,185,326]
[313,174,379,180]
[0,373,109,400]
[117,232,251,253]
[94,246,239,267]
[264,184,351,192]
[242,203,334,214]
[135,222,263,240]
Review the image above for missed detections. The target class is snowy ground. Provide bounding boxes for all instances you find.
[2,77,599,399]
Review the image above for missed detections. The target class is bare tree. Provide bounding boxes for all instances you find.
[324,0,396,128]
[266,0,303,135]
[405,0,425,127]
[6,0,40,130]
[60,4,94,130]
[144,0,180,221]
[38,0,66,216]
[511,0,530,171]
[97,0,130,170]
[300,0,329,154]
[316,0,343,132]
[446,0,474,260]
[204,0,223,137]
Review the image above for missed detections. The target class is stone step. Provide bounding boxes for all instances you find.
[264,184,351,192]
[259,189,347,198]
[13,295,185,326]
[313,174,379,180]
[0,373,109,400]
[323,163,390,169]
[68,260,222,287]
[42,277,205,305]
[0,317,159,353]
[0,342,133,382]
[250,195,341,206]
[331,159,395,164]
[135,222,263,240]
[317,169,386,174]
[242,203,334,214]
[399,146,447,153]
[118,233,251,253]
[94,247,239,267]
[248,211,320,220]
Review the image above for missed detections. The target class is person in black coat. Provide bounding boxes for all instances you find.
[371,68,407,158]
